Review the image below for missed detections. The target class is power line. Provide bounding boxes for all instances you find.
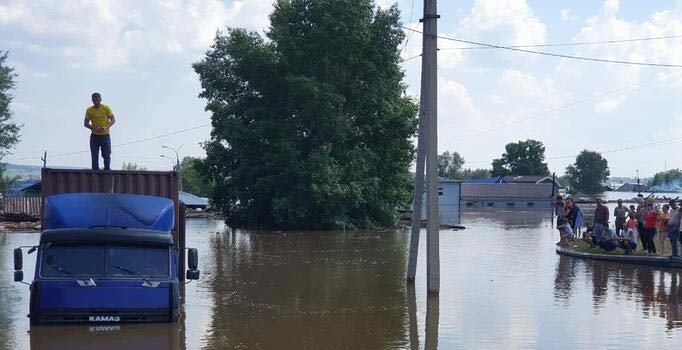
[440,34,682,50]
[6,123,211,162]
[447,69,682,145]
[400,52,423,63]
[401,26,682,68]
[398,0,417,59]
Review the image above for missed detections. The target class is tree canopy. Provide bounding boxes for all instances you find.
[121,162,147,171]
[491,139,549,177]
[0,52,21,192]
[180,156,214,198]
[650,169,682,189]
[565,150,610,194]
[438,150,490,180]
[193,0,417,229]
[438,151,464,179]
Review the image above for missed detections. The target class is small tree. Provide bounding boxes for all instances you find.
[438,151,464,179]
[0,51,21,192]
[491,139,549,177]
[121,162,147,171]
[565,150,610,194]
[180,156,214,198]
[458,168,491,180]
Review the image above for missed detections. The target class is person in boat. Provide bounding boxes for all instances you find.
[582,223,596,248]
[597,223,618,252]
[593,198,609,240]
[555,195,566,226]
[574,202,585,238]
[564,197,574,227]
[616,222,638,255]
[556,223,574,247]
[658,204,671,249]
[641,198,659,254]
[613,199,629,236]
[668,201,682,258]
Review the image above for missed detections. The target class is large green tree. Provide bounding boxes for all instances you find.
[491,139,549,177]
[565,150,610,194]
[0,52,21,192]
[193,1,417,229]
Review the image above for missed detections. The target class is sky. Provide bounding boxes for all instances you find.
[0,0,681,178]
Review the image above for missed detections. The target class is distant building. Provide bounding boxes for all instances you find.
[461,183,554,209]
[4,179,41,198]
[615,183,648,192]
[416,180,461,225]
[503,175,562,188]
[179,191,210,210]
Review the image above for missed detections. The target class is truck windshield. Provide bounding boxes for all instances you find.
[41,244,170,279]
[108,246,170,278]
[42,245,106,277]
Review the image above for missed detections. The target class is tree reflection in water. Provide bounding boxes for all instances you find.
[554,256,682,330]
[203,229,411,349]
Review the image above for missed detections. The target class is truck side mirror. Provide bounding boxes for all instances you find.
[14,248,22,271]
[186,270,200,280]
[188,248,198,270]
[14,271,23,282]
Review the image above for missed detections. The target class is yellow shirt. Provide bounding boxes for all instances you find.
[85,104,113,135]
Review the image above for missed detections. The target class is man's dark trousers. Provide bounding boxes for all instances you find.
[90,134,111,170]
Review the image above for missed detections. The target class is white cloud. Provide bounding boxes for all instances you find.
[555,0,682,112]
[437,77,490,145]
[0,0,274,71]
[560,9,576,21]
[459,0,547,46]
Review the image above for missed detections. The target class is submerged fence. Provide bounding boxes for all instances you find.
[0,197,42,217]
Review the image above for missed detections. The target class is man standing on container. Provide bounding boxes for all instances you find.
[84,92,116,170]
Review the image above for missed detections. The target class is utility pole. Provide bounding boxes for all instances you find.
[406,0,430,284]
[423,0,440,294]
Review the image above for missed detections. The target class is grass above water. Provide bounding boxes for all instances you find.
[568,236,674,257]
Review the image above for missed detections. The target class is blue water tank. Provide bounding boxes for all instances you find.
[43,193,174,231]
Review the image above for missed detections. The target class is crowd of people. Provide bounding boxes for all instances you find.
[555,195,682,258]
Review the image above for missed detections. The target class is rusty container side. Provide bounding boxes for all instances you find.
[40,168,181,248]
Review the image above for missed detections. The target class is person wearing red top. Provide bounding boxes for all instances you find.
[641,198,658,254]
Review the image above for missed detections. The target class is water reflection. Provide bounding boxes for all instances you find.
[554,257,682,330]
[462,209,551,229]
[28,324,183,350]
[424,295,440,350]
[406,285,419,350]
[203,229,411,349]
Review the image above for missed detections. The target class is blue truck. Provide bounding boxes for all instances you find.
[12,193,200,324]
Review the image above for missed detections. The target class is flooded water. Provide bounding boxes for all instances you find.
[2,210,682,349]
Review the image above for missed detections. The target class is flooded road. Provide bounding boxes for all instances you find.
[2,210,682,349]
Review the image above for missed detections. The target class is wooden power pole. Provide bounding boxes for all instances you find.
[406,0,430,284]
[407,0,440,294]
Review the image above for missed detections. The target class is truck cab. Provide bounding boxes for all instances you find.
[13,193,199,324]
